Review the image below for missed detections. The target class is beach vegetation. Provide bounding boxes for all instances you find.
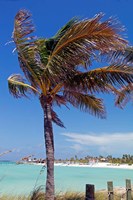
[7,9,133,200]
[0,190,130,200]
[54,154,133,165]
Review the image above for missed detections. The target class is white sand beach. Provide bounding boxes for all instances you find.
[54,162,133,170]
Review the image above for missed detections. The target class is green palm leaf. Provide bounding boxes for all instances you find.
[44,18,78,55]
[35,39,49,67]
[54,17,78,40]
[8,74,39,98]
[13,10,44,88]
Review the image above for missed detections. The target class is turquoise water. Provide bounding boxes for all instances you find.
[0,162,133,195]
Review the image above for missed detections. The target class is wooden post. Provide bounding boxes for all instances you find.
[107,181,114,200]
[85,184,95,200]
[126,179,132,200]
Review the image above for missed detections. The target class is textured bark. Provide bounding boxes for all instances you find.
[40,94,55,200]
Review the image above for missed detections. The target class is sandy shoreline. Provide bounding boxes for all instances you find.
[52,162,133,170]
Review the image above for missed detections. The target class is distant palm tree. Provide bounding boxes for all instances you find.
[8,10,133,200]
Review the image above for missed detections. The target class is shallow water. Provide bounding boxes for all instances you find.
[0,162,133,195]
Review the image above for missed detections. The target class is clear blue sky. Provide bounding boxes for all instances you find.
[0,0,133,161]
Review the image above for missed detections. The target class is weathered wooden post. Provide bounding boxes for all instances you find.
[107,181,114,200]
[126,179,132,200]
[85,184,95,200]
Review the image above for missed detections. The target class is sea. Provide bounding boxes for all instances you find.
[0,161,133,196]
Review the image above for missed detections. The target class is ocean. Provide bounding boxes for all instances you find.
[0,162,133,196]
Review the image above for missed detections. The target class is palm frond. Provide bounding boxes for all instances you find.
[109,46,133,64]
[64,90,105,118]
[53,94,67,107]
[43,18,78,57]
[8,74,39,98]
[64,65,133,96]
[104,84,122,95]
[89,65,133,87]
[115,83,133,107]
[13,9,35,43]
[54,17,78,40]
[35,39,49,66]
[66,65,133,94]
[64,71,110,94]
[13,10,44,88]
[17,48,44,88]
[45,13,127,77]
[51,109,65,128]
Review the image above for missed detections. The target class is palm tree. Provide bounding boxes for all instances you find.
[8,10,133,200]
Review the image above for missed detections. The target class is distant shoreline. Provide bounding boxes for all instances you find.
[36,162,133,170]
[2,161,133,170]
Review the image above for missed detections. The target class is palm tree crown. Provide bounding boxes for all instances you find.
[8,10,133,120]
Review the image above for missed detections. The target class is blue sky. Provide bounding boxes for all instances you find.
[0,0,133,161]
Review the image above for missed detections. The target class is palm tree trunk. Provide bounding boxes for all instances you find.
[40,94,55,200]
